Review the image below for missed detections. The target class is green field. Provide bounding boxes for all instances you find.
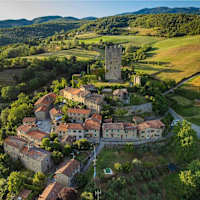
[79,35,163,47]
[144,35,200,82]
[24,48,101,61]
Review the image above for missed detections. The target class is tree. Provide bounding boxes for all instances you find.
[81,192,94,200]
[179,159,200,199]
[42,138,51,149]
[51,151,64,164]
[172,120,198,162]
[8,172,23,194]
[64,144,72,156]
[0,178,8,199]
[1,86,20,101]
[58,187,78,200]
[114,162,122,171]
[33,172,46,187]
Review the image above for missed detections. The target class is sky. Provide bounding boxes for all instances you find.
[1,0,200,20]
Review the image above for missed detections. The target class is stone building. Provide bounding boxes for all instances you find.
[4,136,52,173]
[84,114,102,140]
[102,123,137,140]
[49,108,63,122]
[105,45,122,81]
[17,125,49,147]
[67,108,91,123]
[60,87,104,113]
[55,123,85,140]
[137,120,165,139]
[22,117,37,126]
[34,93,57,120]
[38,182,64,200]
[54,159,80,186]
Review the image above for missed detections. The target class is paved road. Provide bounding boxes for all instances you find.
[82,141,104,172]
[163,72,200,96]
[169,108,200,137]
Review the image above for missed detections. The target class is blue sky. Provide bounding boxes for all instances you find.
[1,0,200,20]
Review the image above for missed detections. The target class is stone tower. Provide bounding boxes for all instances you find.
[105,45,122,81]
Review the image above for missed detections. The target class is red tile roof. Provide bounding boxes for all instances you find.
[67,123,84,130]
[84,118,101,130]
[23,117,36,124]
[102,123,124,130]
[55,123,68,132]
[55,159,80,177]
[35,105,49,113]
[137,120,165,131]
[17,125,32,133]
[4,136,26,149]
[67,108,91,115]
[26,130,48,141]
[38,182,64,200]
[35,93,57,107]
[91,114,102,123]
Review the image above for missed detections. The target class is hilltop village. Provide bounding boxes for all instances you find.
[1,45,170,200]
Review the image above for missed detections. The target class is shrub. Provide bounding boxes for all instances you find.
[114,162,122,171]
[140,184,149,193]
[148,181,160,193]
[132,158,142,168]
[122,162,132,173]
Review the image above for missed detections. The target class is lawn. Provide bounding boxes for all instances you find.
[181,75,200,93]
[144,35,200,82]
[91,81,130,88]
[79,35,163,47]
[168,93,200,125]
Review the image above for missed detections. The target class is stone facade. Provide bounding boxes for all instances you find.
[102,123,137,140]
[4,136,52,173]
[55,159,80,186]
[67,108,91,123]
[105,45,122,81]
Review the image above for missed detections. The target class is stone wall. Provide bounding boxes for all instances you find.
[124,102,153,115]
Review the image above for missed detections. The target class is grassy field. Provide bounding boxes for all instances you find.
[79,35,163,47]
[144,35,200,82]
[24,47,101,61]
[91,81,130,88]
[181,75,200,93]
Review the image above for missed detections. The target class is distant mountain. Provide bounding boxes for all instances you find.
[120,7,200,15]
[0,15,97,29]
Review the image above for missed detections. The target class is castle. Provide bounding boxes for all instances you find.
[105,45,122,81]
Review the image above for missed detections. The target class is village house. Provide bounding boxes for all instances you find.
[55,123,85,140]
[132,116,144,125]
[49,107,63,122]
[67,108,91,123]
[60,87,104,113]
[22,117,37,126]
[38,182,64,200]
[16,189,32,200]
[102,123,137,140]
[113,88,129,102]
[17,125,49,147]
[80,84,97,93]
[34,93,57,120]
[84,114,102,140]
[54,159,80,186]
[4,136,52,173]
[137,120,165,139]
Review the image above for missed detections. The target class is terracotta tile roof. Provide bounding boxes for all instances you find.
[49,108,62,116]
[64,87,81,95]
[35,93,57,107]
[38,182,63,200]
[55,123,68,132]
[102,123,124,130]
[66,123,84,130]
[35,105,49,113]
[23,117,36,124]
[85,94,104,104]
[21,146,50,161]
[84,118,101,130]
[91,114,102,123]
[137,120,165,131]
[17,125,32,133]
[26,130,48,141]
[132,116,144,124]
[104,118,113,123]
[4,136,26,149]
[67,108,91,115]
[55,159,80,177]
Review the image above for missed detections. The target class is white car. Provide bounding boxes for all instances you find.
[171,119,181,127]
